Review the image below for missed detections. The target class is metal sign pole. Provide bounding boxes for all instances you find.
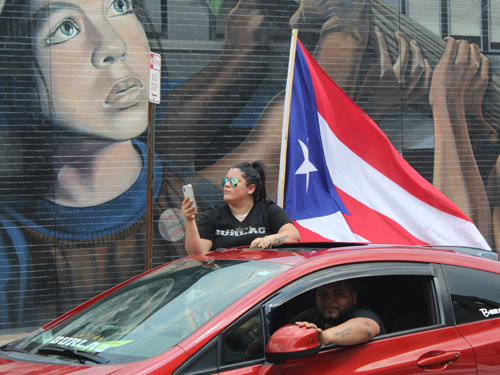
[145,52,161,271]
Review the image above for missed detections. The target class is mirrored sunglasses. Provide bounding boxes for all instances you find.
[222,177,239,187]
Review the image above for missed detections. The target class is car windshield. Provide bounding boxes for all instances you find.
[3,258,289,364]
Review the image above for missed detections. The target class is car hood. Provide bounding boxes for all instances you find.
[0,357,126,374]
[0,343,188,374]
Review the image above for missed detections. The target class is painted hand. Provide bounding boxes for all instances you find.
[289,0,369,35]
[224,0,270,48]
[464,46,497,143]
[356,26,432,124]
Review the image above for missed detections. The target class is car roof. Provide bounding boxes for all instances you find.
[201,243,500,272]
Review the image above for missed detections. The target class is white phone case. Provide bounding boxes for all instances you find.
[182,184,198,213]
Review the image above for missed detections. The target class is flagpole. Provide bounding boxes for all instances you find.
[277,29,298,208]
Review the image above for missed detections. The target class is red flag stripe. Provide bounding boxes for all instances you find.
[337,189,428,245]
[297,39,471,222]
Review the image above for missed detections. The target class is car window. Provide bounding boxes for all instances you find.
[443,264,500,325]
[266,273,438,338]
[357,275,436,334]
[222,309,264,365]
[172,336,219,375]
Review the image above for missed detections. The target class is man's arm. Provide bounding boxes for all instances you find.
[295,317,380,346]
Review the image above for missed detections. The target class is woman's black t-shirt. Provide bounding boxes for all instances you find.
[196,199,293,250]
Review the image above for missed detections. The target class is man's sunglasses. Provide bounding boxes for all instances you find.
[222,177,239,187]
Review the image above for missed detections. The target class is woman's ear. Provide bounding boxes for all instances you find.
[247,184,256,195]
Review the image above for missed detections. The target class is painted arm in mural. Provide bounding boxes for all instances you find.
[463,39,500,252]
[355,26,432,124]
[291,0,371,98]
[486,158,500,252]
[200,0,373,198]
[157,0,270,168]
[430,37,495,247]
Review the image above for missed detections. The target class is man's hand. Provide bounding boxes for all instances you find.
[234,316,262,339]
[295,321,330,346]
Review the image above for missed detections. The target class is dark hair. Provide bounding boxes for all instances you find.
[233,161,267,202]
[0,0,53,195]
[317,279,356,294]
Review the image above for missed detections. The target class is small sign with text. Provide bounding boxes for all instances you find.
[149,52,161,104]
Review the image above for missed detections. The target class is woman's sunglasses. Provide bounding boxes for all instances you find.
[222,177,239,187]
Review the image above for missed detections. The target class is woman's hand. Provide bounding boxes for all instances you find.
[250,236,273,249]
[182,197,197,222]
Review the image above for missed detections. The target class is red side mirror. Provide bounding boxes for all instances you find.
[265,324,321,364]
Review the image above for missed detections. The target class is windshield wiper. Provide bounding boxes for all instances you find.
[37,347,110,364]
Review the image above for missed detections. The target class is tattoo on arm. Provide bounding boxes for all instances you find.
[275,235,288,244]
[335,326,352,338]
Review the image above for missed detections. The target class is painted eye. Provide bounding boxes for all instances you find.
[108,0,133,16]
[60,21,75,36]
[114,0,128,13]
[46,19,80,45]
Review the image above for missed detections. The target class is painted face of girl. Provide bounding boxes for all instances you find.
[31,0,150,140]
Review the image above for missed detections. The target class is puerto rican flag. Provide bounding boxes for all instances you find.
[283,39,490,249]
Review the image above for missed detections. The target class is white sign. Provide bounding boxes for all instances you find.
[149,52,161,104]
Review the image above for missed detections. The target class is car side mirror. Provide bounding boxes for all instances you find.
[265,324,321,364]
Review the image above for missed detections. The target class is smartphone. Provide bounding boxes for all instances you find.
[182,184,198,213]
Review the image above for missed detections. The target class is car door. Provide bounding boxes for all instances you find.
[442,264,500,374]
[260,261,477,375]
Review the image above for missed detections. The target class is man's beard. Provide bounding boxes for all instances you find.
[323,305,355,326]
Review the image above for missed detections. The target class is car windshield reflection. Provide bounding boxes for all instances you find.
[4,258,289,365]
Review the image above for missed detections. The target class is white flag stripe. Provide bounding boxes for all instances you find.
[317,113,491,249]
[296,212,358,242]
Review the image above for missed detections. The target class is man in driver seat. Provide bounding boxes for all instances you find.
[291,280,386,346]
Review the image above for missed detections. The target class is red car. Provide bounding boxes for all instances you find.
[1,243,499,374]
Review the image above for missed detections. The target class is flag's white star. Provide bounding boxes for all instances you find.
[295,139,318,192]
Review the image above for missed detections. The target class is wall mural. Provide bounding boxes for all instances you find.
[0,0,499,330]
